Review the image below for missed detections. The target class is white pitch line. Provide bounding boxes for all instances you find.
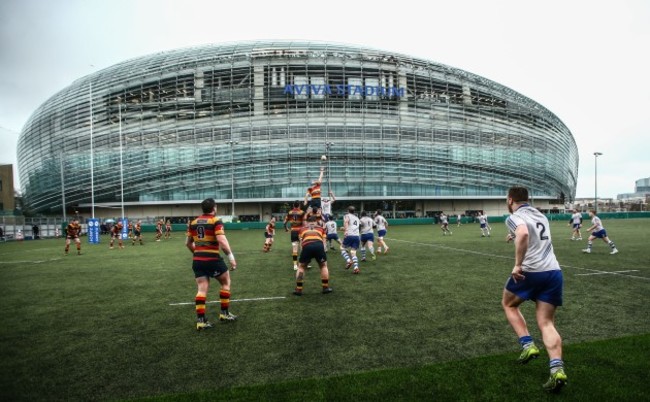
[576,270,639,276]
[0,257,62,264]
[386,238,650,281]
[169,296,286,306]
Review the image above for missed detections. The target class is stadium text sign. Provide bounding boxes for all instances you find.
[283,84,405,97]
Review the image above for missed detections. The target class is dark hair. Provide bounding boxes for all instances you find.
[361,211,367,217]
[293,200,301,208]
[376,209,382,216]
[348,205,355,214]
[201,198,216,213]
[508,187,529,203]
[307,215,318,222]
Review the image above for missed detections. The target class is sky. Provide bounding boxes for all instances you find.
[1,0,648,199]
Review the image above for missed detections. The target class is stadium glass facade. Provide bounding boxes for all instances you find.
[17,41,578,217]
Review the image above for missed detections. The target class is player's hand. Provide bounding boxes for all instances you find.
[511,265,525,283]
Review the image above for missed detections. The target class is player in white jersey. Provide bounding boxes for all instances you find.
[321,191,336,222]
[582,210,618,254]
[567,210,583,240]
[457,214,462,227]
[478,213,491,237]
[341,206,361,274]
[324,216,341,250]
[502,186,567,393]
[439,212,452,235]
[374,210,389,254]
[359,211,376,262]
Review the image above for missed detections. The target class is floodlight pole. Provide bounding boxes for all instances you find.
[594,152,603,213]
[119,102,125,222]
[60,153,66,222]
[89,80,95,219]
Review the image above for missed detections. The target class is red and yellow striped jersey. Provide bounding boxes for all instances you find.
[284,208,306,232]
[66,223,81,238]
[309,183,322,199]
[299,226,325,247]
[187,215,225,261]
[266,221,275,235]
[112,223,123,235]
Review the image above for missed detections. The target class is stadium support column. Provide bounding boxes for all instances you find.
[253,64,264,116]
[398,71,408,115]
[227,140,238,219]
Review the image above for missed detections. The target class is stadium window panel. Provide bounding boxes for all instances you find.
[310,76,326,100]
[347,77,362,101]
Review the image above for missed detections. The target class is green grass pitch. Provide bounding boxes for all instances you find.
[0,218,648,401]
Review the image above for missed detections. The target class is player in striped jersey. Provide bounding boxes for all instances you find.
[132,219,144,245]
[262,216,276,252]
[502,186,567,393]
[64,219,82,255]
[186,198,237,330]
[284,200,308,270]
[293,216,332,295]
[305,167,325,210]
[109,220,124,249]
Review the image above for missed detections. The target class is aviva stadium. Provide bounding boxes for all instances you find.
[17,41,578,219]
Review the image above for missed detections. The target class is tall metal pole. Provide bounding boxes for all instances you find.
[89,80,95,219]
[60,153,67,222]
[594,152,603,213]
[119,103,125,221]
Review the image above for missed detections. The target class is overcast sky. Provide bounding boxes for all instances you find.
[1,0,648,199]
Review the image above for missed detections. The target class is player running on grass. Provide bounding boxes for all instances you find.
[502,186,567,393]
[582,209,619,255]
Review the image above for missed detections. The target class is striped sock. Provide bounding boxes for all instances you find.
[519,335,534,349]
[549,358,564,374]
[219,290,231,314]
[195,292,206,321]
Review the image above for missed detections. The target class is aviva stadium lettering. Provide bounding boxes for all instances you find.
[283,84,405,97]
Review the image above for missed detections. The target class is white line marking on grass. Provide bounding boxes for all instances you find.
[387,238,650,281]
[169,296,286,306]
[0,258,62,264]
[576,270,639,276]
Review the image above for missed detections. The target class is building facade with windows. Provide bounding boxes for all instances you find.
[17,41,578,219]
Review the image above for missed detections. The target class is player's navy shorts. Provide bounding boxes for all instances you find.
[572,223,581,229]
[192,258,228,279]
[480,223,487,229]
[505,269,563,306]
[326,233,339,241]
[290,230,300,242]
[591,229,608,238]
[377,229,387,237]
[264,232,274,239]
[310,199,321,210]
[299,241,327,264]
[342,235,360,250]
[361,233,374,243]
